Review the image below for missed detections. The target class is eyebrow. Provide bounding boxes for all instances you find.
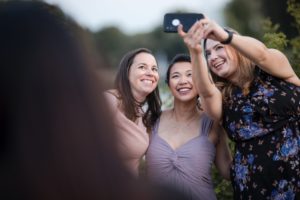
[135,62,147,66]
[170,71,180,75]
[205,44,221,55]
[135,62,158,68]
[171,69,192,75]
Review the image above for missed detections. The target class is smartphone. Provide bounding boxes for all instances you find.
[163,13,204,33]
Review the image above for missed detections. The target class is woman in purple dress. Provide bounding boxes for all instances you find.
[146,54,232,200]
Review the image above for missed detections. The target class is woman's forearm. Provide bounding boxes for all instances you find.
[190,49,216,98]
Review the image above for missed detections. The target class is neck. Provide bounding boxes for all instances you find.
[172,99,199,122]
[227,71,240,86]
[132,91,146,104]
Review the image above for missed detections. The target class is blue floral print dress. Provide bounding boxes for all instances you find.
[222,67,300,199]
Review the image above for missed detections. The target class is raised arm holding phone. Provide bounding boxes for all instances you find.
[177,16,300,199]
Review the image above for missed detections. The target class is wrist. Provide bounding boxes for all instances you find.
[221,29,234,45]
[189,47,202,55]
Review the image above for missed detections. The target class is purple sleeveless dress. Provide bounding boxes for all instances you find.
[146,114,217,200]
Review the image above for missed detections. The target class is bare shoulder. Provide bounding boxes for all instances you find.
[103,89,121,109]
[104,89,119,100]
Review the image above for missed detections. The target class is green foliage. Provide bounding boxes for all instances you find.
[287,0,300,28]
[224,0,264,38]
[212,139,235,199]
[290,36,300,75]
[263,33,288,52]
[287,0,300,74]
[93,27,131,68]
[93,26,188,71]
[261,18,288,51]
[213,167,233,200]
[262,0,300,75]
[262,19,288,51]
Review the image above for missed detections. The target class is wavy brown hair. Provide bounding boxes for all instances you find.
[114,48,161,131]
[203,28,256,104]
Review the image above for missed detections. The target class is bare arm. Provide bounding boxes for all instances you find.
[213,122,232,180]
[229,34,300,85]
[178,23,223,122]
[197,18,300,85]
[103,89,120,114]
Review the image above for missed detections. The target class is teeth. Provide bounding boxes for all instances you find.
[142,80,152,84]
[178,88,190,92]
[214,61,224,68]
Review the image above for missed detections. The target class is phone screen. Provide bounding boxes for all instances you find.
[163,13,204,33]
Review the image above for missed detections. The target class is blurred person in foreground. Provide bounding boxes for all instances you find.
[0,1,173,199]
[104,48,162,177]
[178,16,300,199]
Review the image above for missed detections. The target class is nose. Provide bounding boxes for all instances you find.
[145,68,154,76]
[209,51,218,61]
[208,51,218,66]
[178,76,188,85]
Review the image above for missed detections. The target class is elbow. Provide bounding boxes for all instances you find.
[199,87,219,99]
[223,172,231,181]
[222,167,232,181]
[215,160,232,181]
[255,46,269,66]
[221,159,233,180]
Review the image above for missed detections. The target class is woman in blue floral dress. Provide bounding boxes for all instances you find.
[178,17,300,199]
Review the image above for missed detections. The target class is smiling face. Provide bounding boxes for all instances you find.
[205,39,239,82]
[168,61,198,102]
[128,52,159,102]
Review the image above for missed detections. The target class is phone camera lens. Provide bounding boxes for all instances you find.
[172,19,180,26]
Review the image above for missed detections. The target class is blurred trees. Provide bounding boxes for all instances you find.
[93,0,300,77]
[224,0,299,39]
[224,0,300,75]
[93,26,187,70]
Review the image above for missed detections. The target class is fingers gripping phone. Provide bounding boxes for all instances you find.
[163,13,204,33]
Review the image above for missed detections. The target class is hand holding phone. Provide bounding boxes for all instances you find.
[163,13,204,33]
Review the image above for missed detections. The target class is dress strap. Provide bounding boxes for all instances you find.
[200,113,213,137]
[151,118,160,135]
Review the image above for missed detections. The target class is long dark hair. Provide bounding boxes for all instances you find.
[114,48,161,131]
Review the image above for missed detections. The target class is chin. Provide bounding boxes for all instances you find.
[143,88,155,95]
[177,96,194,102]
[215,71,228,78]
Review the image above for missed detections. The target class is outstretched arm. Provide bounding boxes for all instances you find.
[178,22,223,122]
[199,18,300,85]
[228,33,300,85]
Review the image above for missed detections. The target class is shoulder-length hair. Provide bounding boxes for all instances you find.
[203,28,255,103]
[114,48,161,131]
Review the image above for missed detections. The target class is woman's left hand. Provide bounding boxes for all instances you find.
[199,18,229,43]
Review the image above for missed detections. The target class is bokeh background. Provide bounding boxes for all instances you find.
[32,0,300,198]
